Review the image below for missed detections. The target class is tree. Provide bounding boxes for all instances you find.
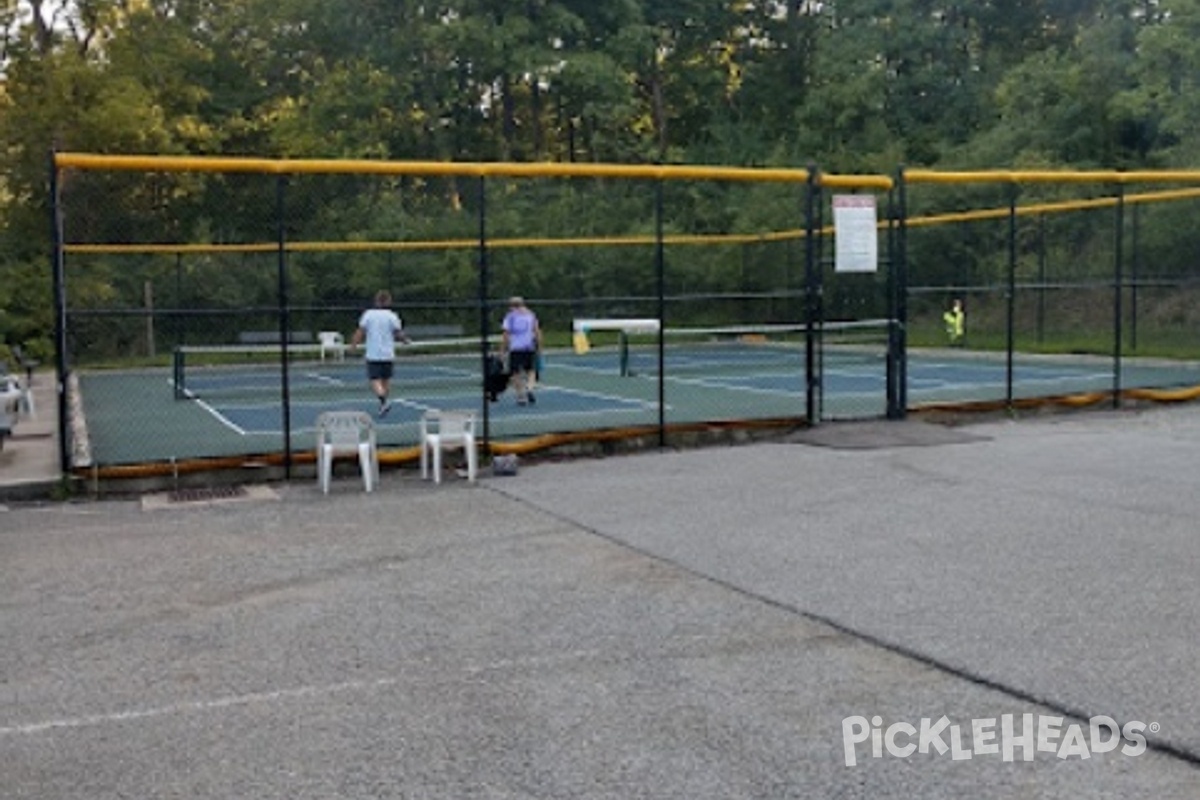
[1,0,1197,359]
[1116,0,1200,163]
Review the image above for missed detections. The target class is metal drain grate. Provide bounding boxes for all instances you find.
[167,485,249,504]
[142,484,278,511]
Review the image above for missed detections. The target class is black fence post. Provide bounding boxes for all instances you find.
[1006,183,1018,410]
[815,183,827,420]
[804,166,820,424]
[49,150,71,477]
[1037,214,1046,346]
[886,176,906,420]
[478,175,491,450]
[896,167,909,416]
[1113,185,1125,409]
[174,253,186,350]
[785,237,797,322]
[1130,201,1139,353]
[655,177,666,448]
[276,174,293,479]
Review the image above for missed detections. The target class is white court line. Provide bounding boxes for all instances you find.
[166,378,248,435]
[306,371,346,387]
[1014,371,1115,384]
[535,383,657,408]
[553,359,808,399]
[542,361,627,377]
[194,396,249,435]
[652,372,804,398]
[909,372,1116,393]
[292,383,658,412]
[388,397,440,415]
[497,406,660,422]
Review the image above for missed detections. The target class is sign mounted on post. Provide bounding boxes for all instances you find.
[833,194,879,273]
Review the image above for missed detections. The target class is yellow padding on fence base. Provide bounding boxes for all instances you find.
[572,331,591,355]
[1126,386,1200,403]
[914,384,1200,418]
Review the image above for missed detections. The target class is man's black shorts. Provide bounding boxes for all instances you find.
[509,350,535,373]
[366,360,394,381]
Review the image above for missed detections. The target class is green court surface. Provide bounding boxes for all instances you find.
[74,343,1200,467]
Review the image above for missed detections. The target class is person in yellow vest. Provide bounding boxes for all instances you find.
[943,298,965,346]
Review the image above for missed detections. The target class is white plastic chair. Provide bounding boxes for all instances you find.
[316,411,379,493]
[420,410,477,484]
[17,376,33,420]
[0,377,17,426]
[0,373,31,421]
[318,331,346,361]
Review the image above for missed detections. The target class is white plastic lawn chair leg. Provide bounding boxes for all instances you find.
[18,387,34,420]
[420,439,429,480]
[466,443,477,482]
[358,442,374,492]
[319,444,333,494]
[432,441,443,484]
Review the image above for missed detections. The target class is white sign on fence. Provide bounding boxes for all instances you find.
[833,194,879,273]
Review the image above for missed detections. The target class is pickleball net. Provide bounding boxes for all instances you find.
[575,319,893,379]
[172,338,488,404]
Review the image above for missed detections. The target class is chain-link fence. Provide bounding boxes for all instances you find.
[56,159,887,479]
[51,157,1200,482]
[903,174,1200,412]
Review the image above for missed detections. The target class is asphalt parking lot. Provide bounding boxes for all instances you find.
[3,405,1200,798]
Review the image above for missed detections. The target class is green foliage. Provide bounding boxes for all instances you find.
[5,0,1200,359]
[0,258,52,359]
[1114,0,1200,162]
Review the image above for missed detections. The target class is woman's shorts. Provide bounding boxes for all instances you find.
[509,350,535,373]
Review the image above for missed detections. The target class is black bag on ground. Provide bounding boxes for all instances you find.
[485,354,510,401]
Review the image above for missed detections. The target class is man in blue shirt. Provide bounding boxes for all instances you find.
[501,296,542,405]
[351,290,409,416]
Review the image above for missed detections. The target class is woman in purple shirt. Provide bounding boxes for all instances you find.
[501,296,542,405]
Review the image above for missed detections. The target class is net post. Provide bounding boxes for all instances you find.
[172,347,185,400]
